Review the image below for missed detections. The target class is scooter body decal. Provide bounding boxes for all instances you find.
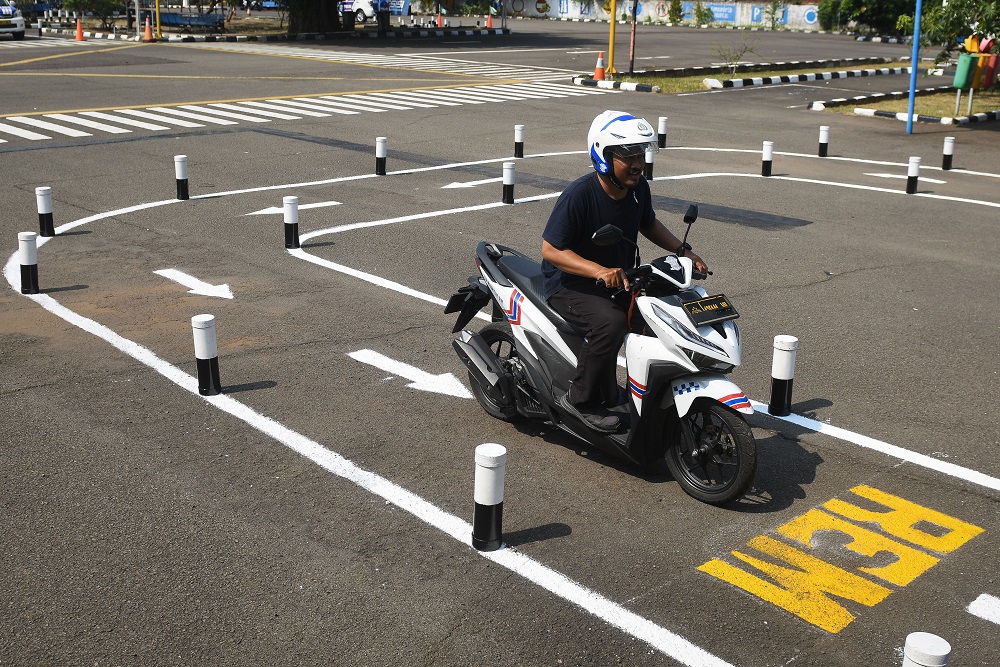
[720,392,752,410]
[505,290,524,325]
[674,381,702,395]
[628,376,647,399]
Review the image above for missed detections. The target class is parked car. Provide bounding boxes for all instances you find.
[0,0,26,40]
[339,0,374,23]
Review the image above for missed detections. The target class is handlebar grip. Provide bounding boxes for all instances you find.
[596,278,606,288]
[693,270,709,280]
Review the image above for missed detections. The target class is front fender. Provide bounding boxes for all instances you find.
[671,374,753,417]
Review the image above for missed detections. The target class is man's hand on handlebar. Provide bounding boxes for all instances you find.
[687,250,709,276]
[595,266,629,291]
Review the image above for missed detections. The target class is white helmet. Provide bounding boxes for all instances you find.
[588,110,657,176]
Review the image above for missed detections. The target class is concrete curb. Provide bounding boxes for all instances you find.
[631,56,891,79]
[39,25,509,41]
[854,107,1000,125]
[571,77,660,92]
[704,66,909,89]
[808,85,953,110]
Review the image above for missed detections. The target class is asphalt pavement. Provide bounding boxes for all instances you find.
[2,22,999,667]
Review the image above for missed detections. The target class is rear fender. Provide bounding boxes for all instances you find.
[444,277,492,333]
[670,374,753,417]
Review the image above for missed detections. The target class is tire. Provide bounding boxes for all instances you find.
[664,401,756,505]
[355,8,366,22]
[468,323,519,422]
[13,31,25,41]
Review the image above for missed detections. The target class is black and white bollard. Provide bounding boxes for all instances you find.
[35,186,55,237]
[942,137,955,171]
[657,116,668,148]
[902,632,951,667]
[818,126,830,158]
[769,335,798,417]
[502,161,515,204]
[514,124,525,158]
[375,136,387,176]
[472,442,506,552]
[174,155,189,200]
[192,314,222,396]
[906,156,921,195]
[283,195,299,249]
[644,145,654,180]
[762,141,774,177]
[18,232,40,295]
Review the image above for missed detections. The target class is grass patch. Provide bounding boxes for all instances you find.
[612,61,911,94]
[833,88,1000,117]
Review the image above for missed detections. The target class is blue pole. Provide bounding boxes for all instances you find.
[906,0,924,134]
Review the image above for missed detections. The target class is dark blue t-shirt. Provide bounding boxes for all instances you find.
[541,172,655,299]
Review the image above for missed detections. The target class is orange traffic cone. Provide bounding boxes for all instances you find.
[486,13,492,28]
[74,18,85,41]
[141,17,154,42]
[593,51,606,81]
[437,12,442,28]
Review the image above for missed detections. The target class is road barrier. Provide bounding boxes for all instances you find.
[762,140,774,177]
[942,136,955,171]
[644,145,654,180]
[657,116,668,148]
[906,156,921,194]
[283,196,299,249]
[514,124,524,159]
[192,314,222,396]
[818,126,829,158]
[174,155,189,200]
[18,232,40,295]
[502,161,515,204]
[902,632,951,666]
[769,335,798,416]
[375,136,387,176]
[35,186,54,238]
[472,442,506,551]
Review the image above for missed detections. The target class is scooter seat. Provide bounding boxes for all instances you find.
[496,254,588,338]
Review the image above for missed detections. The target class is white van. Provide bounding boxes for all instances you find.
[339,0,374,23]
[0,0,26,41]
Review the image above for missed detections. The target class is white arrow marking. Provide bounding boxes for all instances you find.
[153,269,234,299]
[245,200,342,215]
[441,177,504,189]
[864,173,947,184]
[348,348,472,399]
[968,593,1000,625]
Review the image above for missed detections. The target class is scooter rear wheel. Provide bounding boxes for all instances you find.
[665,401,756,505]
[469,323,519,422]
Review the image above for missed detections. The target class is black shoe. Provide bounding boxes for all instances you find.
[558,394,621,433]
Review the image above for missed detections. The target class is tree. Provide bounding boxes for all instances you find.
[693,0,713,25]
[713,36,759,76]
[839,0,909,34]
[286,0,342,32]
[668,0,682,23]
[62,0,122,30]
[763,0,784,29]
[900,0,1000,60]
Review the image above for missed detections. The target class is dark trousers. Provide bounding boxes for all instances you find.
[548,287,630,407]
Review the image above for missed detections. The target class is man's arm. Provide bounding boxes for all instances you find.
[640,218,709,274]
[542,240,630,290]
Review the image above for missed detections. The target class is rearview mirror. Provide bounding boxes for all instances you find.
[683,204,698,225]
[592,224,623,246]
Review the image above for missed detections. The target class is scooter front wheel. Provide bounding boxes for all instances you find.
[665,401,756,505]
[469,323,519,422]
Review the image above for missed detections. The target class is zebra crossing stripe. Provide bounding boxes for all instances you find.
[338,94,414,110]
[362,92,437,108]
[209,102,301,120]
[80,111,171,130]
[0,121,50,140]
[388,90,463,106]
[5,116,92,137]
[238,100,331,117]
[298,97,389,113]
[177,105,273,123]
[261,98,358,115]
[116,108,204,127]
[42,113,132,134]
[146,107,240,125]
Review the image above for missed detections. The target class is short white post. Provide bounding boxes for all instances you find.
[18,232,39,295]
[472,443,506,551]
[502,161,515,204]
[513,124,525,158]
[35,186,55,237]
[942,136,955,171]
[906,156,921,194]
[769,335,798,417]
[902,632,951,667]
[283,195,299,249]
[174,155,189,200]
[762,140,774,177]
[657,116,668,148]
[192,314,222,396]
[375,136,387,176]
[644,145,655,180]
[818,125,830,158]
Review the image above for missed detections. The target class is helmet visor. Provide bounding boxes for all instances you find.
[611,142,656,159]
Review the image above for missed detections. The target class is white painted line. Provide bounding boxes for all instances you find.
[864,172,947,184]
[42,113,132,134]
[246,200,342,215]
[146,107,239,126]
[262,98,359,115]
[177,105,274,123]
[750,400,1000,491]
[968,594,1000,625]
[79,111,171,131]
[4,214,733,667]
[442,176,504,189]
[116,108,205,128]
[0,121,51,140]
[237,100,332,117]
[209,103,301,120]
[348,349,472,398]
[5,116,92,137]
[153,268,233,299]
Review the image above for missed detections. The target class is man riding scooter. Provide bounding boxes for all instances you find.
[541,110,709,432]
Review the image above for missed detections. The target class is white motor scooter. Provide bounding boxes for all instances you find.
[445,205,756,505]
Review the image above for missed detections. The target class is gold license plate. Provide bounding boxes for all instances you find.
[682,294,739,326]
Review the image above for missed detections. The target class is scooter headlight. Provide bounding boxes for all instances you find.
[651,304,726,356]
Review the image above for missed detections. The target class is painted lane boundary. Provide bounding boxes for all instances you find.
[3,198,731,667]
[854,107,1000,125]
[39,26,509,42]
[571,77,658,92]
[704,66,909,89]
